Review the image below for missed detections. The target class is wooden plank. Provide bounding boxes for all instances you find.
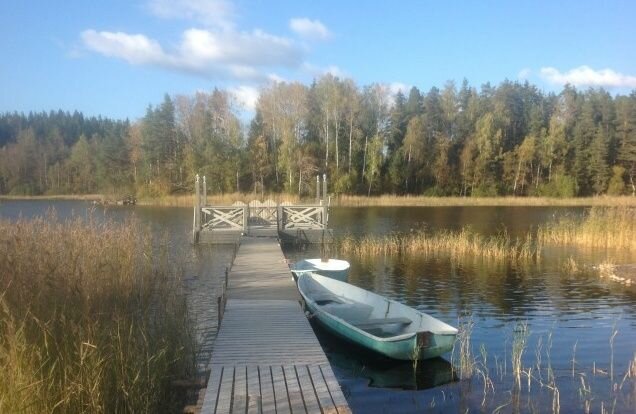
[319,365,350,414]
[283,365,306,414]
[271,366,291,414]
[295,365,321,414]
[247,365,261,414]
[232,366,247,414]
[200,364,223,414]
[259,366,276,414]
[199,237,349,413]
[308,365,336,414]
[216,366,235,414]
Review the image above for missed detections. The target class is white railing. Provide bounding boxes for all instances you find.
[201,206,247,230]
[280,205,326,229]
[192,173,330,243]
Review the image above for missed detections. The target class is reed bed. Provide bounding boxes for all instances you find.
[334,194,636,207]
[0,215,195,413]
[338,228,541,262]
[538,207,636,251]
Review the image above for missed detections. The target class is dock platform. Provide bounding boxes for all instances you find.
[199,237,350,414]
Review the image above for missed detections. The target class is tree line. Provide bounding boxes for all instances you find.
[1,77,635,197]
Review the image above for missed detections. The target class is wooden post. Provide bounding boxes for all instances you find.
[192,205,198,244]
[242,205,248,234]
[322,174,327,226]
[202,175,207,206]
[196,175,202,232]
[316,175,320,202]
[217,296,223,323]
[193,174,201,243]
[277,204,283,232]
[322,173,327,201]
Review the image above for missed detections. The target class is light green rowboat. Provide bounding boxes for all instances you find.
[298,273,457,361]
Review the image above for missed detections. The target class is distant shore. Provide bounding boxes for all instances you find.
[0,194,103,201]
[3,193,635,208]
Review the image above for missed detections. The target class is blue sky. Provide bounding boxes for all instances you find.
[1,0,635,120]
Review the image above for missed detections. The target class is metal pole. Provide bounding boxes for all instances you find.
[316,175,320,202]
[202,175,207,206]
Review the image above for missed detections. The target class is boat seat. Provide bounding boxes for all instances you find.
[350,317,413,329]
[312,292,348,305]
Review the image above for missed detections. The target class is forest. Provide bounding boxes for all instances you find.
[1,76,635,198]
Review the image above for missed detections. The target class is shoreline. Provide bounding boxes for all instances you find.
[2,193,635,207]
[0,194,103,201]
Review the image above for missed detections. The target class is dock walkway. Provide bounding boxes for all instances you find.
[199,237,350,414]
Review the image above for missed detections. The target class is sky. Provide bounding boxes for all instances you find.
[1,0,635,120]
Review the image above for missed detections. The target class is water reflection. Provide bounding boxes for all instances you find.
[313,321,455,390]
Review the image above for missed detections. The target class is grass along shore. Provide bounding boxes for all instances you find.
[3,193,636,208]
[118,194,636,207]
[0,216,195,413]
[0,193,103,201]
[333,194,636,207]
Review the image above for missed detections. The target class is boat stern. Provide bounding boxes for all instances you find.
[415,331,457,360]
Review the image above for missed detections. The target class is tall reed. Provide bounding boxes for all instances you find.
[0,215,195,413]
[537,207,636,251]
[338,228,542,262]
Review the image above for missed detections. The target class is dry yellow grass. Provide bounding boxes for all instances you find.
[137,192,304,207]
[537,207,636,250]
[0,215,195,413]
[6,193,635,208]
[338,228,541,262]
[0,194,103,201]
[335,194,636,207]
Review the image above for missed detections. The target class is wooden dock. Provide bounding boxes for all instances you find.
[192,174,333,245]
[199,237,350,414]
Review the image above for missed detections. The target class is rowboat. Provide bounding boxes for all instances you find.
[291,258,350,281]
[297,273,457,360]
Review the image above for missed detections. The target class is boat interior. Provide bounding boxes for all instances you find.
[299,273,457,339]
[302,280,415,338]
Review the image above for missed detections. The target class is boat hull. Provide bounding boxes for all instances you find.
[305,299,455,361]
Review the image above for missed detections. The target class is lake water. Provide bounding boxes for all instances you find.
[2,200,635,413]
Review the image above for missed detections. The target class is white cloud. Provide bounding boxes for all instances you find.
[146,0,234,29]
[81,28,304,81]
[302,62,346,78]
[540,65,636,89]
[267,73,286,83]
[81,30,166,65]
[80,1,345,85]
[229,85,259,110]
[517,68,531,80]
[289,18,332,40]
[389,82,409,95]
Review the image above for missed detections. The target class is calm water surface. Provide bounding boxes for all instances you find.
[2,200,635,412]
